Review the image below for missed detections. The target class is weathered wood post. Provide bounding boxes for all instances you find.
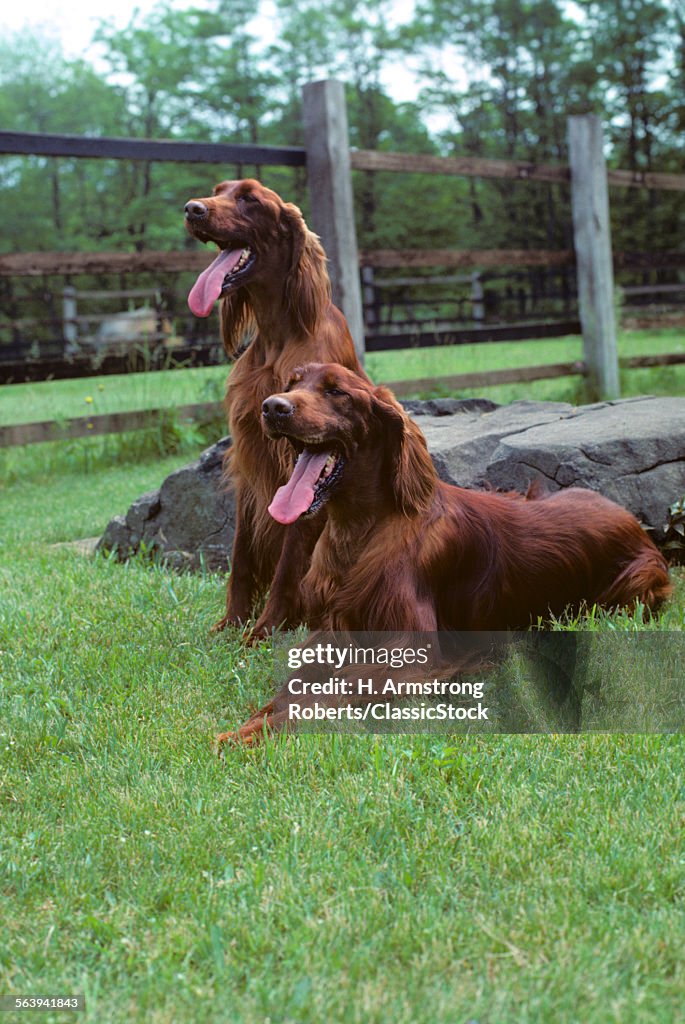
[62,285,78,351]
[568,114,620,399]
[302,80,365,363]
[470,272,484,327]
[361,265,377,332]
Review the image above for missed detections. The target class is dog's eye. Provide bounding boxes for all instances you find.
[324,386,347,397]
[238,193,258,205]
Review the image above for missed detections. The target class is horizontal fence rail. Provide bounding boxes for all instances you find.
[3,248,683,279]
[4,350,685,446]
[0,402,221,448]
[360,249,575,269]
[0,347,223,385]
[0,251,214,277]
[386,352,685,397]
[350,149,685,191]
[351,150,570,184]
[0,130,306,167]
[4,131,683,190]
[365,322,582,351]
[386,362,586,397]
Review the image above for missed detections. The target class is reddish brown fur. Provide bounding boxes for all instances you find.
[218,363,672,745]
[185,180,364,634]
[289,366,671,630]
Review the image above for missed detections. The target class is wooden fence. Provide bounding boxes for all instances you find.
[337,103,685,400]
[4,348,682,448]
[0,402,220,448]
[1,82,685,447]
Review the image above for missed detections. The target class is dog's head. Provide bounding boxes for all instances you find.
[262,363,436,524]
[184,178,327,325]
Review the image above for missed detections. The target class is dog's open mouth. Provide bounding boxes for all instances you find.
[268,448,345,524]
[187,245,255,317]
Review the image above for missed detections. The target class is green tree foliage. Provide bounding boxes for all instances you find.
[0,0,682,347]
[0,31,130,251]
[409,0,684,252]
[574,0,683,251]
[268,0,456,245]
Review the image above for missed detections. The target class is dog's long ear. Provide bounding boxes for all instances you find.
[281,203,331,336]
[220,290,257,358]
[372,385,436,517]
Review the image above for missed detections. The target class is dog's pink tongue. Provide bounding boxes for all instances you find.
[188,248,243,317]
[268,450,331,524]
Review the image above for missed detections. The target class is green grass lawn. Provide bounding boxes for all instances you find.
[367,326,685,405]
[1,332,685,1022]
[1,327,683,429]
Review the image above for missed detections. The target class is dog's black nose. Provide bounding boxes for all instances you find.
[262,396,294,419]
[184,200,208,218]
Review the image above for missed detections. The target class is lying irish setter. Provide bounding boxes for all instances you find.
[218,362,672,745]
[185,180,363,636]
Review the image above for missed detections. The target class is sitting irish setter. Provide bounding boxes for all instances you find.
[185,180,364,637]
[219,362,671,744]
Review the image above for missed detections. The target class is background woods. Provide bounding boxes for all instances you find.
[0,0,683,356]
[2,0,684,250]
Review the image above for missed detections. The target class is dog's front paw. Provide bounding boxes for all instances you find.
[210,612,249,636]
[214,702,277,755]
[242,623,277,647]
[248,611,289,643]
[214,728,260,753]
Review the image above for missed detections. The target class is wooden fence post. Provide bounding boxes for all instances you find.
[567,114,620,399]
[470,272,484,326]
[62,285,78,350]
[302,80,365,363]
[361,265,377,331]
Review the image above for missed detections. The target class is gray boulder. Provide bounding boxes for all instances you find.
[98,436,235,570]
[98,395,685,567]
[419,398,576,488]
[482,396,685,531]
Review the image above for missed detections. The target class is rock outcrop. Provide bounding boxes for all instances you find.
[98,395,685,569]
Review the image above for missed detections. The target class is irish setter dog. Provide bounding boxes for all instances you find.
[185,180,363,636]
[218,362,671,744]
